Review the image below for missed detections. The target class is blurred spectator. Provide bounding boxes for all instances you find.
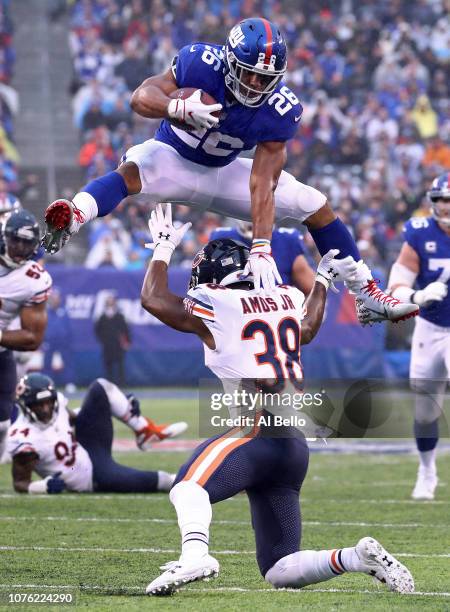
[94,294,130,387]
[42,289,76,389]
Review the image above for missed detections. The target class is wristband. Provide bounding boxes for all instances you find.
[251,239,271,253]
[0,329,2,344]
[28,477,50,494]
[152,243,175,265]
[315,273,330,290]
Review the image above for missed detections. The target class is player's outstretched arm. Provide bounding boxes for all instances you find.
[0,303,47,351]
[141,204,215,349]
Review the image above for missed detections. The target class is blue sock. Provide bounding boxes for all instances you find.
[310,218,360,260]
[414,419,439,452]
[83,171,128,217]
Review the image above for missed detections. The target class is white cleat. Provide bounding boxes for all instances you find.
[355,282,419,326]
[356,536,414,593]
[412,468,438,501]
[146,554,219,596]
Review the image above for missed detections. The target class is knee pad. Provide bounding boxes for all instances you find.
[414,387,445,425]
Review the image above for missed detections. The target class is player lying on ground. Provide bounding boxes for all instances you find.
[7,373,188,494]
[140,204,414,595]
[0,210,51,459]
[388,172,450,501]
[42,17,417,325]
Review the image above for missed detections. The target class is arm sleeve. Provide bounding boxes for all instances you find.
[23,271,52,306]
[259,99,303,143]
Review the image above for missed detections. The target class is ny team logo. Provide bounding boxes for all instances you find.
[228,25,245,48]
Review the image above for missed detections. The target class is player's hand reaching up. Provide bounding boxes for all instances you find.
[243,239,282,293]
[147,203,192,263]
[167,89,222,131]
[316,249,359,291]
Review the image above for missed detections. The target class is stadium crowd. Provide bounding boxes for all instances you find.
[0,0,19,206]
[65,0,449,273]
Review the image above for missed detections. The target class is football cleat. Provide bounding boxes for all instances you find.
[42,199,84,254]
[355,280,419,326]
[146,555,220,596]
[356,536,414,593]
[411,468,438,501]
[136,418,188,450]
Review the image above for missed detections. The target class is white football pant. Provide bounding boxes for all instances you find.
[121,139,327,223]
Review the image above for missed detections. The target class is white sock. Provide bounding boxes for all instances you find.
[170,481,211,562]
[157,471,175,492]
[265,547,364,588]
[71,192,98,231]
[345,260,373,294]
[0,419,10,461]
[95,378,147,432]
[419,448,437,473]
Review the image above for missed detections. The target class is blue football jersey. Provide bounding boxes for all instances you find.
[210,226,305,285]
[155,43,302,168]
[403,216,450,326]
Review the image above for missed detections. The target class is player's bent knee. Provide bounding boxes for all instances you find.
[169,480,209,506]
[303,201,335,229]
[116,162,141,194]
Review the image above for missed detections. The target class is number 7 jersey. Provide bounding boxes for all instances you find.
[184,283,306,383]
[156,43,302,167]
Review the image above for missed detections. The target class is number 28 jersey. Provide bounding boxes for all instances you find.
[403,216,450,327]
[156,43,302,168]
[7,394,94,492]
[184,283,306,383]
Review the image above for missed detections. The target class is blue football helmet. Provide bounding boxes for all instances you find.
[0,209,41,269]
[224,18,287,107]
[189,238,253,289]
[427,172,450,227]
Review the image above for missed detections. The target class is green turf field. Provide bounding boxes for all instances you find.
[0,397,449,611]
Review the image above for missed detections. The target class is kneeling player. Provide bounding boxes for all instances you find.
[8,373,187,494]
[141,204,414,595]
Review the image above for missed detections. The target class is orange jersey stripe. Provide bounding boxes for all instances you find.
[183,426,241,482]
[197,436,251,486]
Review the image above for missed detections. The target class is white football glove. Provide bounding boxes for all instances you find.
[147,203,192,264]
[413,281,448,306]
[167,89,222,131]
[243,240,282,293]
[316,249,359,291]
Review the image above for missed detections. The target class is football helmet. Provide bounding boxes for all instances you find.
[0,193,22,222]
[224,18,287,107]
[427,172,450,227]
[16,373,59,430]
[0,209,40,269]
[189,238,253,289]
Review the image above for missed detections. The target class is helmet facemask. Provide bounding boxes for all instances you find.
[2,235,38,269]
[225,49,285,107]
[430,198,450,228]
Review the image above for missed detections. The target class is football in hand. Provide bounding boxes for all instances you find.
[168,88,220,131]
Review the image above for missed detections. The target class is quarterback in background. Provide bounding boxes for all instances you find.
[389,173,450,500]
[8,373,188,494]
[140,204,414,596]
[0,210,51,459]
[43,17,417,325]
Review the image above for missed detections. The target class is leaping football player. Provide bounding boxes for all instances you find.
[8,373,188,494]
[388,173,450,500]
[0,210,51,459]
[140,204,414,596]
[42,17,417,325]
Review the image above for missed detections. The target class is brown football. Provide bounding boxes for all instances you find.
[168,88,220,130]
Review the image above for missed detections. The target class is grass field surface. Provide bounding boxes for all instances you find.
[0,397,448,610]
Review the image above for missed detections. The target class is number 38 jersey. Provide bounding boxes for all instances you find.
[7,394,94,492]
[0,260,52,351]
[403,216,450,327]
[156,43,302,168]
[184,283,306,382]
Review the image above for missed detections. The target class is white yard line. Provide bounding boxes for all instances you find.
[0,583,448,597]
[0,516,446,529]
[0,545,449,559]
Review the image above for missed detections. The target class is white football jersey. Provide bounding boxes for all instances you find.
[185,283,306,382]
[7,392,93,492]
[0,260,52,351]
